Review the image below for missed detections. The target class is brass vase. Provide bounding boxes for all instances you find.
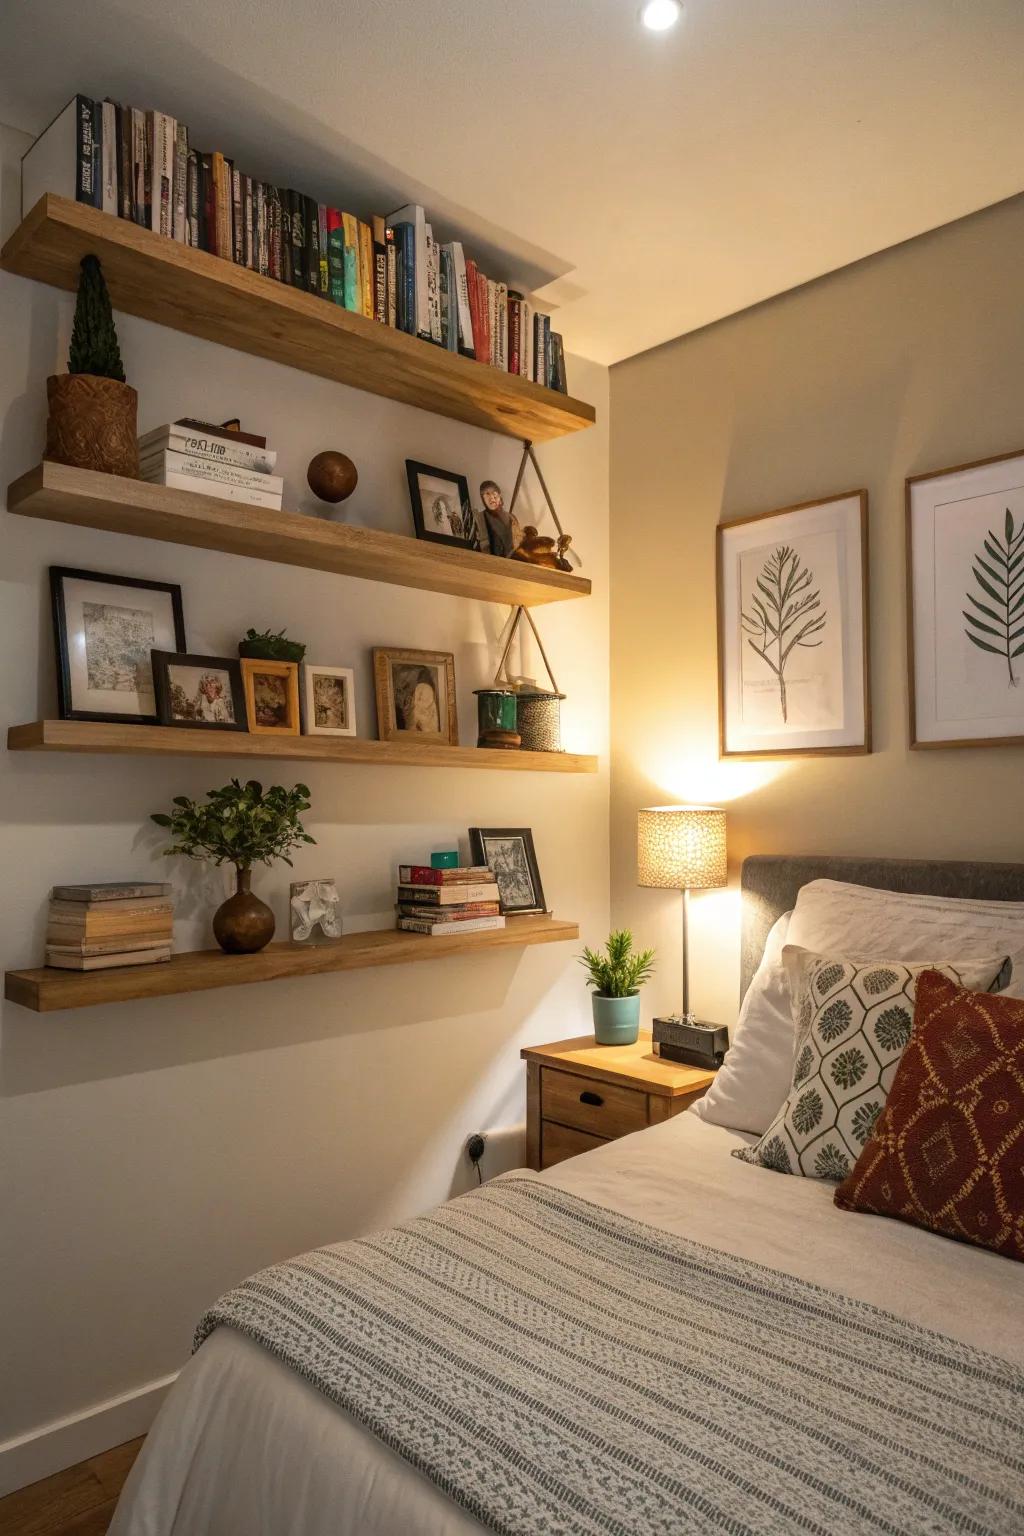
[213,867,275,954]
[45,374,140,477]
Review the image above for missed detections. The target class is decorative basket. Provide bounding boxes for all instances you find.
[493,606,565,754]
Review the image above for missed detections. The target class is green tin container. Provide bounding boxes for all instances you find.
[474,688,520,750]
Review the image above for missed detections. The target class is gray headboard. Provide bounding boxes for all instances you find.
[740,854,1024,999]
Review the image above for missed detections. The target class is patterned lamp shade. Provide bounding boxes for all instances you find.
[637,806,727,891]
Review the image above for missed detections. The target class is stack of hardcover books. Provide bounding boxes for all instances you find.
[45,881,174,971]
[395,865,504,936]
[138,419,282,510]
[20,95,571,395]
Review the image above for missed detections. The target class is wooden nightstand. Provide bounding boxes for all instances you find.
[521,1030,716,1171]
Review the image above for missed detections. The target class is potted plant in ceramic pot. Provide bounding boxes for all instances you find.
[151,779,315,953]
[45,254,139,477]
[579,930,656,1046]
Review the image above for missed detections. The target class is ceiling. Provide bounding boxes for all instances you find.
[2,0,1022,365]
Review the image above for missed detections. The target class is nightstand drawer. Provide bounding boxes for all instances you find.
[541,1066,648,1139]
[541,1121,609,1169]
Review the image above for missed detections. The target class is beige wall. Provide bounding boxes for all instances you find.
[0,121,609,1488]
[610,194,1024,1029]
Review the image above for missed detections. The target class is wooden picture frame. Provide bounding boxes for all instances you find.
[907,446,1024,749]
[716,491,870,758]
[50,566,186,725]
[240,658,300,735]
[373,647,457,745]
[301,663,357,737]
[469,827,546,915]
[405,460,478,550]
[152,651,246,731]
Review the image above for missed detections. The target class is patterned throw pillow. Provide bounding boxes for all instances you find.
[834,970,1024,1261]
[733,947,1010,1181]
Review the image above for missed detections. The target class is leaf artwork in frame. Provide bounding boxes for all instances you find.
[739,545,827,723]
[962,508,1024,688]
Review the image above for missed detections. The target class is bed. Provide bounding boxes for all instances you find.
[110,857,1024,1536]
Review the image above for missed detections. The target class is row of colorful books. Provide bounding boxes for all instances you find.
[45,882,173,971]
[139,419,282,509]
[395,864,504,936]
[22,95,570,393]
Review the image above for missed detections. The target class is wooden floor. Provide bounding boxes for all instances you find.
[0,1439,143,1536]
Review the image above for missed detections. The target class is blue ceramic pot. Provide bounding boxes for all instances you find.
[592,992,641,1046]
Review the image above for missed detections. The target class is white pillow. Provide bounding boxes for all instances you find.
[691,911,794,1135]
[787,879,1024,997]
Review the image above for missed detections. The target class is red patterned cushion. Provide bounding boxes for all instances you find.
[834,969,1024,1261]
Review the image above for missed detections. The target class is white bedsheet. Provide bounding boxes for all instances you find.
[110,1112,1024,1536]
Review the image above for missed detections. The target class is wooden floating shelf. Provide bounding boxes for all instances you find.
[7,462,591,607]
[7,719,598,773]
[5,914,580,1013]
[1,196,596,443]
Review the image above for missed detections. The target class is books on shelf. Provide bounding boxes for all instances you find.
[394,864,504,936]
[138,420,282,509]
[44,885,174,971]
[19,93,571,394]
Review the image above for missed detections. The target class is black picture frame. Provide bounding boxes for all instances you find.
[50,566,187,725]
[405,460,478,550]
[151,651,248,732]
[469,827,547,915]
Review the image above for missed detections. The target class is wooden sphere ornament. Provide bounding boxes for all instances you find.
[307,450,358,504]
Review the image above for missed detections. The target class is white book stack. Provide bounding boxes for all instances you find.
[138,422,282,510]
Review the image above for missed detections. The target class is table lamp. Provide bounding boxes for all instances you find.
[637,806,727,1061]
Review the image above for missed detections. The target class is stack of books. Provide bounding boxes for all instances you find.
[45,881,174,971]
[138,419,282,509]
[20,95,570,394]
[395,864,504,937]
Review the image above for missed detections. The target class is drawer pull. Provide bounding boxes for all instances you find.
[579,1090,603,1107]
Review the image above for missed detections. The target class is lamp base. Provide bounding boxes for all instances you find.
[653,1014,729,1071]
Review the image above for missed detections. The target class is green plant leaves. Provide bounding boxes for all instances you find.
[150,780,316,869]
[964,507,1024,685]
[578,930,655,997]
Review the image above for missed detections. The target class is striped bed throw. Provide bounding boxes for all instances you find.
[196,1176,1023,1535]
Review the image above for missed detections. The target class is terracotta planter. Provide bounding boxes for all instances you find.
[213,867,275,954]
[45,373,139,477]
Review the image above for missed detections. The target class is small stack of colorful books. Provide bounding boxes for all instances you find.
[45,881,174,971]
[395,864,504,936]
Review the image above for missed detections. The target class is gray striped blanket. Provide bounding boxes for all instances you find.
[195,1176,1024,1535]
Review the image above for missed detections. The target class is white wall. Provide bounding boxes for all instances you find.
[0,120,610,1489]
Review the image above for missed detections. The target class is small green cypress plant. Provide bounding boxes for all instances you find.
[579,930,656,998]
[68,255,126,382]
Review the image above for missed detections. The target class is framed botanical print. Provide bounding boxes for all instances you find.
[240,658,300,735]
[469,827,546,915]
[717,492,870,757]
[373,647,457,745]
[50,567,186,724]
[908,447,1024,748]
[152,652,247,731]
[301,663,356,737]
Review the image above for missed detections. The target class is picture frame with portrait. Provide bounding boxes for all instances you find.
[152,651,247,731]
[405,460,479,550]
[240,658,300,735]
[373,647,457,745]
[301,663,357,737]
[50,566,186,724]
[468,827,546,915]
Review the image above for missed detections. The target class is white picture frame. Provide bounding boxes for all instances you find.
[717,492,870,757]
[908,447,1024,748]
[301,664,357,737]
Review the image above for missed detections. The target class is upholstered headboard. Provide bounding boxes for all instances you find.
[739,854,1024,1000]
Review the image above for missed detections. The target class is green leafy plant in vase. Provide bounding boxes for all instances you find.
[151,779,315,953]
[45,254,140,477]
[579,930,655,1046]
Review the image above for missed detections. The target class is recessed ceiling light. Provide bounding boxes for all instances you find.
[641,0,681,31]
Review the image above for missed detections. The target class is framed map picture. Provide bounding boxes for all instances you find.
[908,447,1024,748]
[717,492,870,758]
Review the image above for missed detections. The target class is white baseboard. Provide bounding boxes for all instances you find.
[0,1372,177,1498]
